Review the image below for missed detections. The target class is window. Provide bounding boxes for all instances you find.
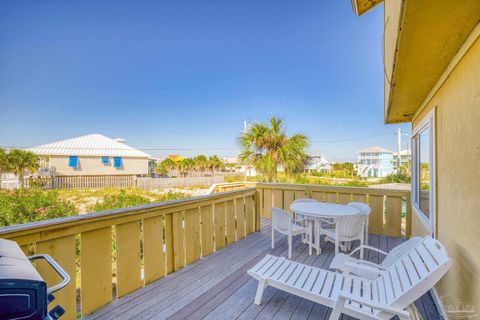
[113,157,122,168]
[412,110,435,233]
[68,156,78,168]
[101,156,110,165]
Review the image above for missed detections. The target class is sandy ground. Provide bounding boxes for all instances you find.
[61,187,210,214]
[150,187,210,197]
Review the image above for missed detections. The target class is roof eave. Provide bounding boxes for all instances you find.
[351,0,384,16]
[383,0,480,124]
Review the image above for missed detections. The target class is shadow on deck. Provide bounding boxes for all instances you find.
[84,218,442,320]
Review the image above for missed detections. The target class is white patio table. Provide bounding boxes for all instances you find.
[290,202,359,254]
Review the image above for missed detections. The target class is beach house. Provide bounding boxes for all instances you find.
[29,134,151,177]
[356,146,394,178]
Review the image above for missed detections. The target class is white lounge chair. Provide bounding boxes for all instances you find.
[248,237,452,320]
[329,236,424,280]
[271,208,312,259]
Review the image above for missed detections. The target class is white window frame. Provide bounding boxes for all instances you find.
[411,109,436,236]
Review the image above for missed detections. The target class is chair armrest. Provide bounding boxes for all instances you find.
[343,262,384,280]
[293,218,312,227]
[317,218,335,225]
[349,245,388,257]
[355,260,386,270]
[293,218,310,223]
[339,292,410,318]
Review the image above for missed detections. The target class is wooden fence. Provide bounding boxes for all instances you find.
[29,175,228,190]
[32,175,138,189]
[0,188,258,319]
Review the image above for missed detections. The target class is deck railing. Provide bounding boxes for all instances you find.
[0,188,257,319]
[0,182,410,319]
[212,182,412,239]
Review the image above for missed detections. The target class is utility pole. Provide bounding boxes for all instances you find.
[243,118,248,182]
[396,128,402,172]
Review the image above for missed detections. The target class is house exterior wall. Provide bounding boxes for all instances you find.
[410,33,480,312]
[392,153,411,170]
[357,152,393,177]
[47,156,149,176]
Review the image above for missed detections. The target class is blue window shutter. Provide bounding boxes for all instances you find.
[101,156,109,165]
[68,156,78,168]
[113,157,122,168]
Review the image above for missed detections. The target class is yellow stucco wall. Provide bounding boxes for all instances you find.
[48,156,149,176]
[411,35,480,311]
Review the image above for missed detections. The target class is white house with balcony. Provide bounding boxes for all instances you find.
[357,146,394,178]
[393,149,411,173]
[304,155,332,173]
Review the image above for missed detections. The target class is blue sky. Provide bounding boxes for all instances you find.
[0,1,409,162]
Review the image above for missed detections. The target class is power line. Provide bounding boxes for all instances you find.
[0,146,238,151]
[311,132,392,144]
[1,132,395,152]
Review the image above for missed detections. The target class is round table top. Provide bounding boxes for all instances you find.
[290,201,359,218]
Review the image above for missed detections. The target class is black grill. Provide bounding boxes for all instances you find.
[0,239,70,320]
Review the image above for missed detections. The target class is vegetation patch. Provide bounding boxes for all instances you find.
[378,174,411,184]
[0,188,77,227]
[89,189,188,212]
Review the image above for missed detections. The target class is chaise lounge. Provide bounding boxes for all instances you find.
[248,237,452,320]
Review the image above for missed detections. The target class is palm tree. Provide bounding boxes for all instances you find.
[0,148,11,189]
[155,158,175,176]
[175,158,194,177]
[208,155,224,174]
[6,149,39,188]
[238,117,310,182]
[0,148,10,174]
[193,155,208,175]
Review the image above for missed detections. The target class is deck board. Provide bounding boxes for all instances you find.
[84,218,441,320]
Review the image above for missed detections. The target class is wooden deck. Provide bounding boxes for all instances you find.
[84,218,442,320]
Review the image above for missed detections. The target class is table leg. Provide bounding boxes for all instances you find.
[315,219,321,255]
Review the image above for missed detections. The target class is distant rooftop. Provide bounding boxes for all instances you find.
[396,149,412,156]
[168,154,184,161]
[29,134,151,158]
[357,146,394,154]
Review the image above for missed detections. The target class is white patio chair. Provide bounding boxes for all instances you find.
[291,198,317,242]
[248,237,452,320]
[347,201,371,246]
[271,207,312,259]
[329,236,424,279]
[318,213,368,257]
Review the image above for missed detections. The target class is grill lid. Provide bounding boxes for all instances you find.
[0,238,44,282]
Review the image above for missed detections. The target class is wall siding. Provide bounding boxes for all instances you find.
[48,155,149,176]
[411,34,480,312]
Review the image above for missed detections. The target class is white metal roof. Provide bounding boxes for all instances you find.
[29,134,151,158]
[357,146,394,154]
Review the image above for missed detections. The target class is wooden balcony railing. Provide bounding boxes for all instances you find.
[0,188,257,319]
[0,182,410,319]
[212,182,411,239]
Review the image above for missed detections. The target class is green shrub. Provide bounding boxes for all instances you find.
[338,180,369,187]
[155,192,188,202]
[90,190,151,212]
[0,188,77,227]
[378,174,411,184]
